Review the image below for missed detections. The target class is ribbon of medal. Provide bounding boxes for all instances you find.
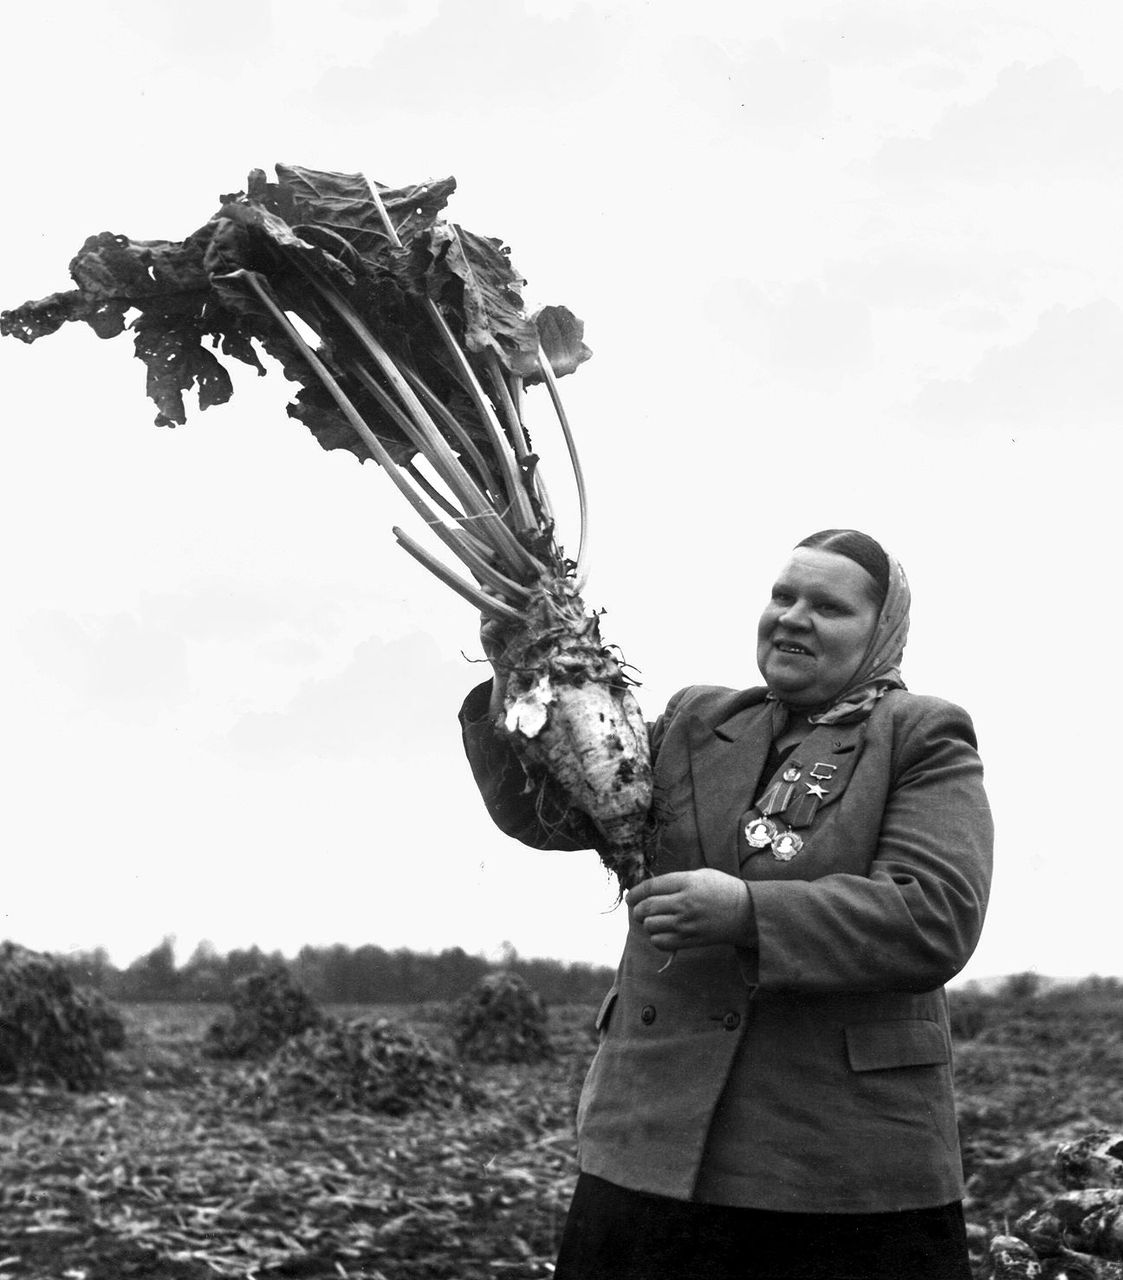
[744,760,838,861]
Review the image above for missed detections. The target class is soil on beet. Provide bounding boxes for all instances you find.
[3,989,1123,1279]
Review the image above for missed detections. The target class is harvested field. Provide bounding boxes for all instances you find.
[0,1002,589,1280]
[2,988,1122,1278]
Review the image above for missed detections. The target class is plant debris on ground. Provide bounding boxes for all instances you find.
[203,964,325,1060]
[0,1002,589,1280]
[232,1017,480,1118]
[453,970,554,1064]
[0,941,125,1091]
[4,988,1123,1278]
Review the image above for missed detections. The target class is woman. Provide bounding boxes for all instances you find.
[460,529,993,1280]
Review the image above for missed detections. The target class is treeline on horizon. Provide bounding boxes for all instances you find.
[53,937,617,1007]
[40,941,1123,1013]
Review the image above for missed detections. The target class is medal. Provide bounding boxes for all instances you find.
[744,816,779,849]
[757,779,797,816]
[785,789,821,828]
[782,765,802,783]
[771,829,804,861]
[786,763,837,828]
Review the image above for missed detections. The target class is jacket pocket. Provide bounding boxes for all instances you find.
[594,986,619,1036]
[844,1019,950,1072]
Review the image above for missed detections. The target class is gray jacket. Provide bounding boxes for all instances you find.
[460,681,993,1211]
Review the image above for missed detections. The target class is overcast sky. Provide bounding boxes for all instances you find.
[3,0,1121,980]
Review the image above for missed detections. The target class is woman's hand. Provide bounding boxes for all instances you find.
[627,870,755,951]
[480,612,518,719]
[480,615,512,665]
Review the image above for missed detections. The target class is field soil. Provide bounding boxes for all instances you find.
[2,991,1123,1279]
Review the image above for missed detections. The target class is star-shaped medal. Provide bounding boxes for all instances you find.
[804,782,828,799]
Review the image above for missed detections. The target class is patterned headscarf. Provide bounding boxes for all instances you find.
[768,549,912,729]
[809,550,910,725]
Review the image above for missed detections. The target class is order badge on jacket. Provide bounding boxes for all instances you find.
[735,715,867,869]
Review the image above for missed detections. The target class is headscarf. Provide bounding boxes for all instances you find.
[769,549,912,729]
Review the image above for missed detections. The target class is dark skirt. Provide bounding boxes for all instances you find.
[553,1174,972,1280]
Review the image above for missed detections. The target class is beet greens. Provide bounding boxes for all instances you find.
[3,164,655,889]
[2,164,591,621]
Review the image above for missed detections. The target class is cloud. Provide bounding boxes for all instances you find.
[825,246,1034,310]
[900,63,970,93]
[666,37,831,136]
[61,0,276,79]
[136,576,370,647]
[941,306,1009,334]
[706,279,872,376]
[19,610,190,719]
[222,632,477,761]
[293,0,626,121]
[786,2,981,67]
[865,59,1123,182]
[767,282,873,371]
[910,299,1123,428]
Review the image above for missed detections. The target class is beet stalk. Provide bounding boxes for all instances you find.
[1,162,655,892]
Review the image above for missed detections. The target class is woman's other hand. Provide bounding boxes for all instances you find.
[627,869,756,951]
[480,611,519,719]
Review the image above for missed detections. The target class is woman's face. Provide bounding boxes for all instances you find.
[756,548,881,708]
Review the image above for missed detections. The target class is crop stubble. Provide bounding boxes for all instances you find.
[4,991,1123,1279]
[0,1003,586,1280]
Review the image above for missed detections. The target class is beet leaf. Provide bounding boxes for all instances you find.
[2,163,594,617]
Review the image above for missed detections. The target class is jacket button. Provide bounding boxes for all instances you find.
[722,1011,741,1031]
[641,1005,656,1025]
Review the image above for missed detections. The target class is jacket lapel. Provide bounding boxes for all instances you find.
[685,700,870,872]
[778,719,869,827]
[686,697,774,875]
